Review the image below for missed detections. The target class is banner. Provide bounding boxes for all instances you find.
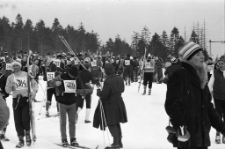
[63,80,76,93]
[6,63,12,70]
[14,77,28,90]
[47,72,55,81]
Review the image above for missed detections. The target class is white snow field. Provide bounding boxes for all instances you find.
[2,78,225,149]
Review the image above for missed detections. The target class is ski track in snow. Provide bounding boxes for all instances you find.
[2,78,224,149]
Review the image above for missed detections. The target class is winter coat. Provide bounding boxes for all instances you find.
[93,74,128,130]
[165,62,225,148]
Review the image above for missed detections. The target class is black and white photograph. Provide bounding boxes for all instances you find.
[0,0,225,149]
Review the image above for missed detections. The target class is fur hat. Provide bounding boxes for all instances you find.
[179,42,203,61]
[11,60,21,68]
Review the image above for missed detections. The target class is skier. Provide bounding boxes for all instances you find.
[48,66,87,147]
[123,54,132,86]
[208,57,225,144]
[5,61,37,148]
[0,63,10,141]
[45,58,58,117]
[77,61,94,123]
[0,89,9,149]
[142,54,155,95]
[94,63,128,149]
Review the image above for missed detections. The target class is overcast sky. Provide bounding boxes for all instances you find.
[0,0,224,58]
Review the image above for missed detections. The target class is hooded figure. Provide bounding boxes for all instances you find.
[93,63,128,149]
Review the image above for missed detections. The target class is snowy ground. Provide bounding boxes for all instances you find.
[2,78,225,149]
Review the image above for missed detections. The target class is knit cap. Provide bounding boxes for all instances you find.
[179,41,203,60]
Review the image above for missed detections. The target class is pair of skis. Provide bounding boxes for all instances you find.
[27,51,37,144]
[54,143,98,149]
[138,47,147,92]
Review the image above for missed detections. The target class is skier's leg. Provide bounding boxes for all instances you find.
[68,103,79,147]
[13,98,25,147]
[21,100,31,146]
[85,94,91,123]
[59,103,68,145]
[107,124,120,148]
[148,73,153,95]
[142,73,147,95]
[46,88,54,116]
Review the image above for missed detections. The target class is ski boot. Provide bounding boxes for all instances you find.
[25,131,31,146]
[62,139,69,147]
[46,111,50,117]
[148,89,151,95]
[105,137,120,149]
[215,132,221,144]
[223,135,225,144]
[119,137,123,148]
[71,138,79,147]
[0,133,9,141]
[16,136,24,148]
[142,86,147,95]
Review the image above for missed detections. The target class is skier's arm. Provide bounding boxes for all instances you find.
[48,75,62,87]
[5,75,13,94]
[165,71,185,129]
[97,81,110,99]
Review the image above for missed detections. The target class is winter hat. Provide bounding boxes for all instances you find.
[179,41,203,61]
[104,63,114,76]
[11,60,22,68]
[68,66,78,77]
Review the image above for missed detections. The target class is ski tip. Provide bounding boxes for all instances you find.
[95,145,99,149]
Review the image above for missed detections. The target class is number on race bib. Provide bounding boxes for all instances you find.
[63,80,76,93]
[6,63,12,70]
[14,77,28,91]
[125,60,130,66]
[47,72,55,81]
[91,60,97,66]
[54,60,61,67]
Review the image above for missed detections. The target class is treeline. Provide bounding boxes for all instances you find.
[0,14,209,61]
[0,14,101,56]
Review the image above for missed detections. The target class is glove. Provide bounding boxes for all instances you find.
[177,126,190,142]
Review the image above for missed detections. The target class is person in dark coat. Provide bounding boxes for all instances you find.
[93,63,128,149]
[208,56,225,144]
[165,41,225,149]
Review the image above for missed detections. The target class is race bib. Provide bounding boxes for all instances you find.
[14,77,28,91]
[54,60,61,67]
[6,63,12,70]
[145,62,153,68]
[116,60,119,64]
[125,60,130,66]
[74,60,79,65]
[47,72,55,81]
[63,80,76,93]
[91,60,97,66]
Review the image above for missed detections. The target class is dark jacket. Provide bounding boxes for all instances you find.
[213,69,225,100]
[0,73,9,99]
[165,62,225,147]
[93,74,128,130]
[48,73,84,105]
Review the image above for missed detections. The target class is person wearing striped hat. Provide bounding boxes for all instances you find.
[165,41,225,149]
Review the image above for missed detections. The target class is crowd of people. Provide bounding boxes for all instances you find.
[1,41,225,149]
